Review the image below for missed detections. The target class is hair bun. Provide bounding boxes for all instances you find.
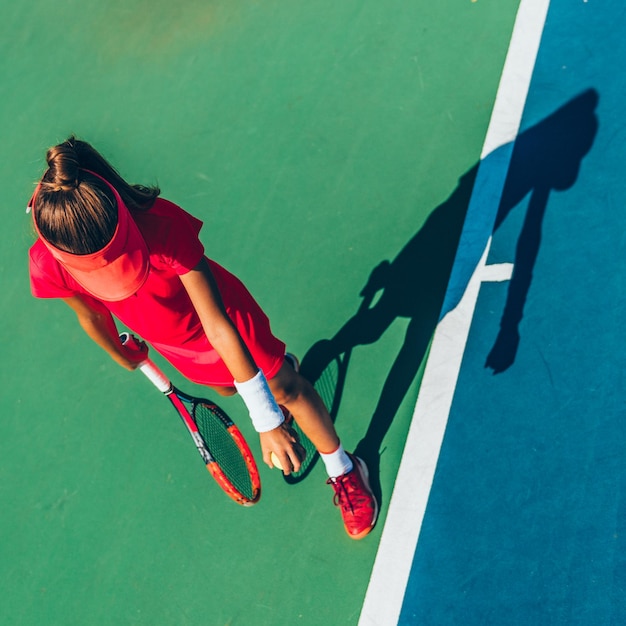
[44,141,80,191]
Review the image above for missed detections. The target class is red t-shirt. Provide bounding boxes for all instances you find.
[29,198,285,386]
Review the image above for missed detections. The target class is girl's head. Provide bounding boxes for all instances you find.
[33,136,159,254]
[31,137,160,301]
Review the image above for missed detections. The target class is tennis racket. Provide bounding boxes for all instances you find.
[120,332,261,506]
[286,285,378,484]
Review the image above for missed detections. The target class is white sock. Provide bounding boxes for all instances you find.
[320,443,353,479]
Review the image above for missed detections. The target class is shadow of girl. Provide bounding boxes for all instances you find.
[300,89,599,505]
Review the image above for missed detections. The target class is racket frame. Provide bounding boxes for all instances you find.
[120,332,261,506]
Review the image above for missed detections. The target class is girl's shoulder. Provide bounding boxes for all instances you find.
[133,198,205,269]
[29,238,80,298]
[29,237,55,268]
[133,198,203,239]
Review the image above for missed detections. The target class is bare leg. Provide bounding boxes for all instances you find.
[209,385,237,397]
[269,360,378,539]
[267,360,340,454]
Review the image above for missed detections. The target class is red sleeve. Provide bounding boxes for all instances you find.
[134,199,205,275]
[29,240,80,299]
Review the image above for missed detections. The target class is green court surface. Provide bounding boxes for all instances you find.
[1,1,519,624]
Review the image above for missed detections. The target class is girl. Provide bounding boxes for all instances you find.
[28,137,377,540]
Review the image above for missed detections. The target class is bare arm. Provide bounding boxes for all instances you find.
[178,258,260,383]
[180,258,302,470]
[62,295,147,370]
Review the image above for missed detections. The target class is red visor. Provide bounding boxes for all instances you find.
[31,170,150,302]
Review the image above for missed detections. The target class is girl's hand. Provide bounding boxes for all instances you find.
[117,338,149,370]
[259,423,306,475]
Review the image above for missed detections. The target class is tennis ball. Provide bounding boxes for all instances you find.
[270,452,283,470]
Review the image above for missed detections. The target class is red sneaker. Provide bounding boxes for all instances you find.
[327,454,378,540]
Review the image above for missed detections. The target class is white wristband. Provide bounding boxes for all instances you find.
[234,370,285,433]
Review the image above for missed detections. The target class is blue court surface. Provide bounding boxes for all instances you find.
[360,0,626,623]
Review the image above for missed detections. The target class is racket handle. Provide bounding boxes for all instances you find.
[119,332,172,394]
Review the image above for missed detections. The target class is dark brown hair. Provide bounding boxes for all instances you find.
[33,136,160,254]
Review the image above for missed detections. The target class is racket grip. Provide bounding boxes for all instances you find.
[137,360,173,394]
[119,332,172,394]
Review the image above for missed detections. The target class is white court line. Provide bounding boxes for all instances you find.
[482,262,514,282]
[358,1,551,624]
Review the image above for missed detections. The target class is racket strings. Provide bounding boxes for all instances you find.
[284,358,342,484]
[194,404,256,499]
[314,359,340,413]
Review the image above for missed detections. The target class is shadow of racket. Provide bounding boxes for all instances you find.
[282,353,347,484]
